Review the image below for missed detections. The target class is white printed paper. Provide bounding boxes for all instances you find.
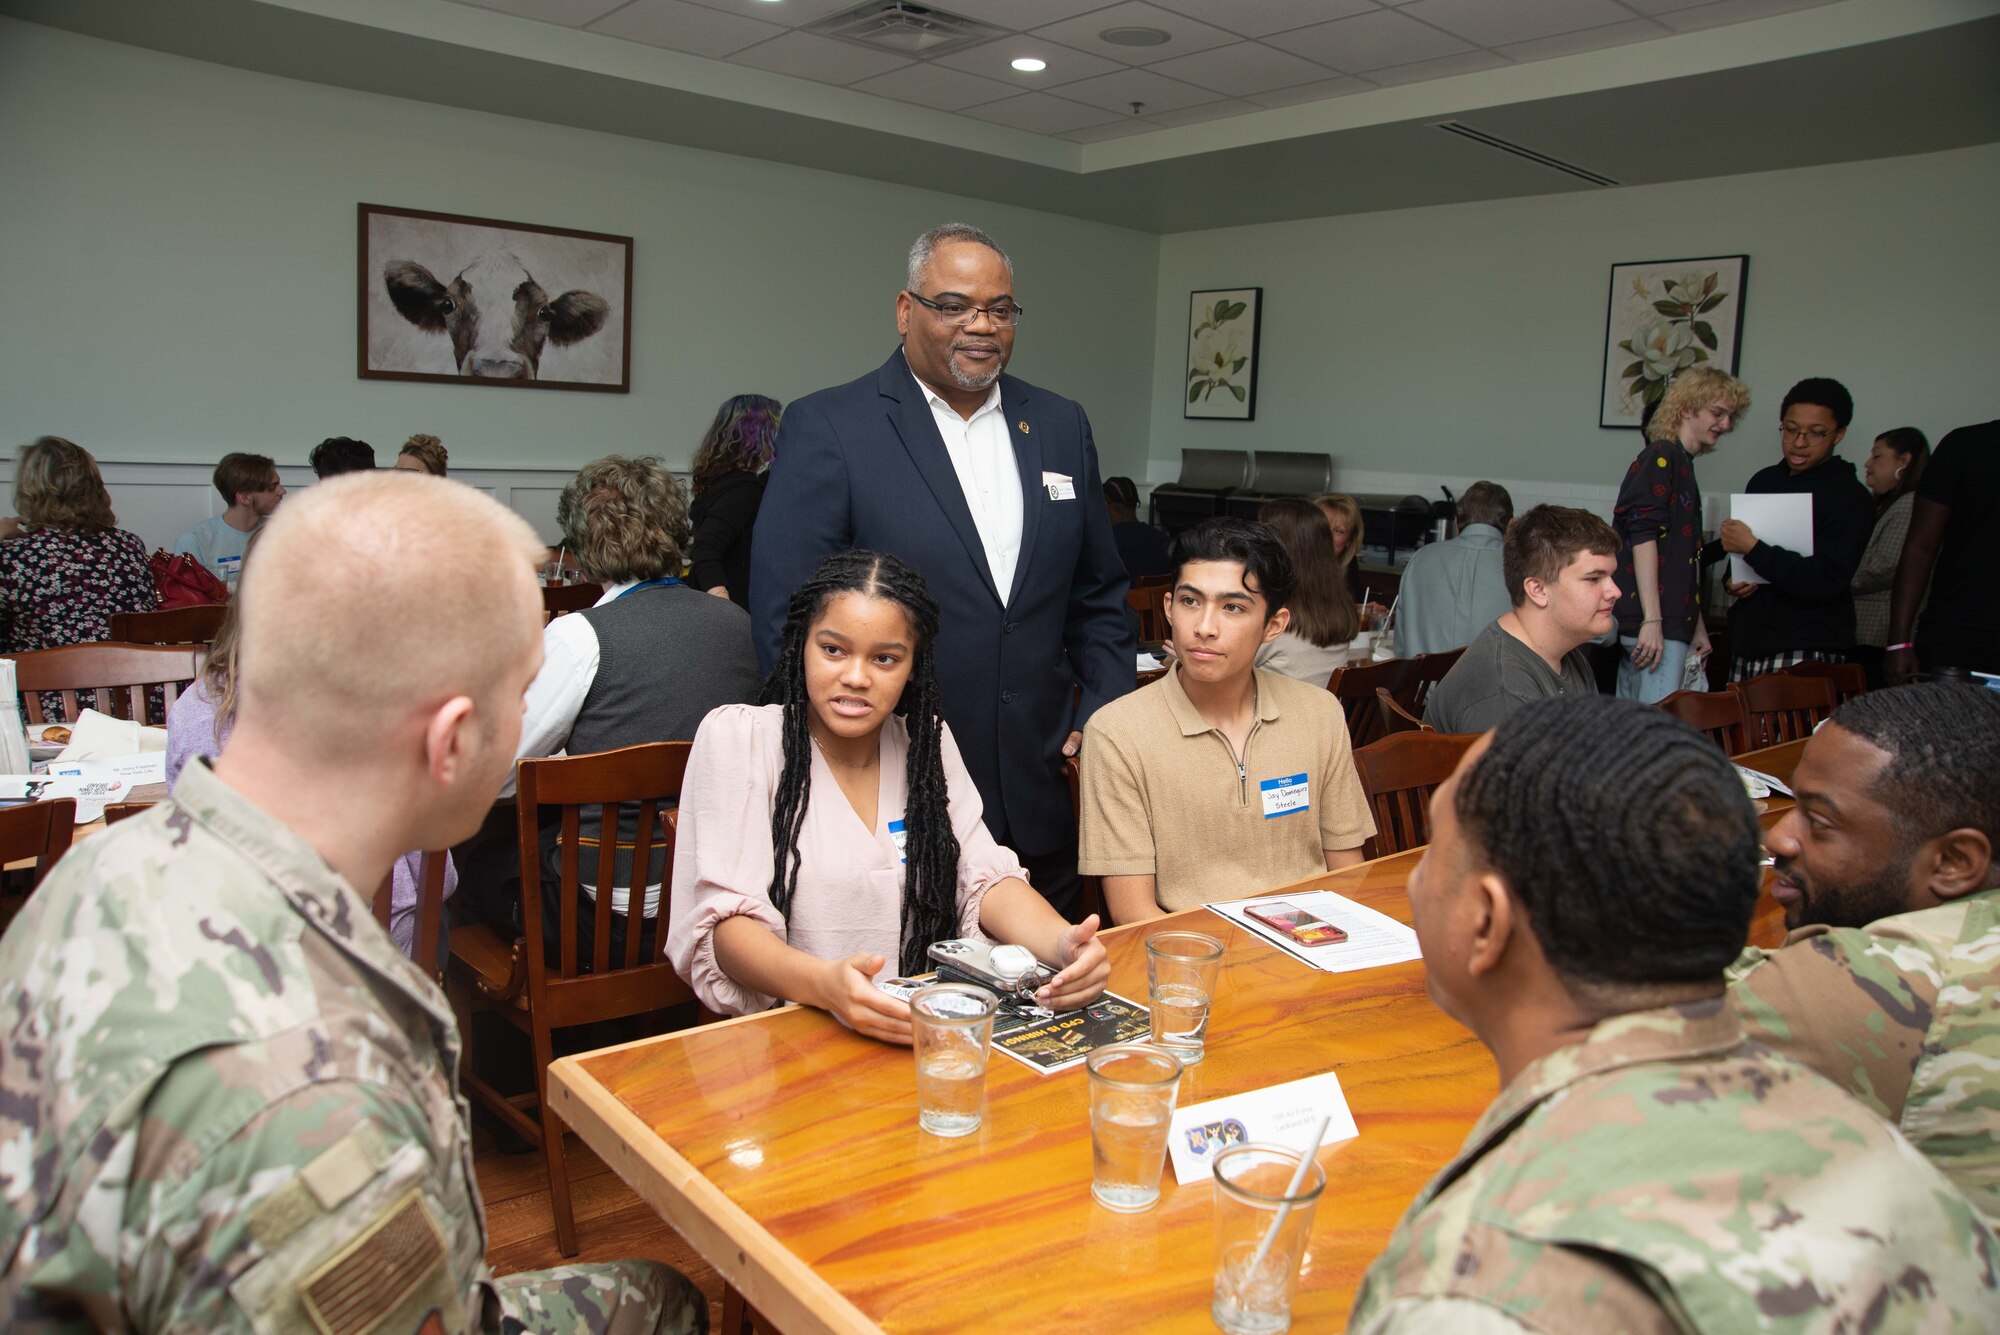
[1136,652,1164,673]
[1207,890,1421,975]
[1728,493,1813,585]
[1168,1071,1359,1184]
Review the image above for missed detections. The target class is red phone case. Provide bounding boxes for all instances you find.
[1245,903,1348,946]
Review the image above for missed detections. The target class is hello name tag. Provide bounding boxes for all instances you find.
[1259,773,1310,819]
[1041,471,1076,502]
[887,819,908,864]
[1168,1071,1359,1184]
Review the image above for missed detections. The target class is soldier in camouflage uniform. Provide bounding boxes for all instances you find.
[1350,697,2000,1333]
[0,474,705,1334]
[1729,681,2000,1220]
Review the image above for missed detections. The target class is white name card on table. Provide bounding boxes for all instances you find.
[0,774,120,823]
[46,754,162,822]
[1728,493,1813,585]
[1168,1071,1359,1184]
[1207,889,1421,975]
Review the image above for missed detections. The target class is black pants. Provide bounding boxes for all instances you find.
[1017,839,1083,923]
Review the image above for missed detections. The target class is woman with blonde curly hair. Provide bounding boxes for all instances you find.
[0,437,157,715]
[1611,365,1752,701]
[476,455,762,967]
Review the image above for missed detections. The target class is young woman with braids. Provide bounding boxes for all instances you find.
[666,550,1109,1042]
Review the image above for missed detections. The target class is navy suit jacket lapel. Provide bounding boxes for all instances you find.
[1001,377,1044,607]
[876,348,1001,605]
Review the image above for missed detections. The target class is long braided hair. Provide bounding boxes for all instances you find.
[760,550,961,975]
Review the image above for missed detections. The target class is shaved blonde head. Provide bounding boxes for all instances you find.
[236,472,543,759]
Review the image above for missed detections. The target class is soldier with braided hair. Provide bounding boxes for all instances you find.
[667,550,1108,1042]
[1730,681,2000,1219]
[1352,694,2000,1333]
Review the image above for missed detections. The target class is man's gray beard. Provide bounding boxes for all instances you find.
[948,351,1005,391]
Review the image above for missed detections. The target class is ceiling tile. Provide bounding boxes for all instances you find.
[1280,8,1474,72]
[933,0,1128,30]
[1494,16,1667,62]
[1399,0,1632,48]
[1053,64,1224,114]
[450,0,631,25]
[674,0,863,25]
[1146,0,1379,39]
[1618,0,1744,12]
[1061,118,1157,143]
[726,29,914,83]
[588,0,786,58]
[1147,41,1337,96]
[848,61,1022,111]
[961,92,1125,133]
[1365,47,1511,85]
[931,35,1125,86]
[1141,98,1263,127]
[1243,73,1375,107]
[1655,0,1841,32]
[1031,0,1239,66]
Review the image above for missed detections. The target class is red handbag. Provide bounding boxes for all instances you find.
[148,550,230,609]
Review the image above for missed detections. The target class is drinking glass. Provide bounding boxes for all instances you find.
[1086,1043,1183,1212]
[1211,1144,1326,1334]
[909,983,998,1138]
[1147,931,1225,1064]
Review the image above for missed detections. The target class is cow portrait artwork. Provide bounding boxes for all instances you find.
[359,204,632,392]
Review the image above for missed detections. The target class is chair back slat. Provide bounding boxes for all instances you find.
[8,643,203,726]
[1658,689,1751,755]
[1374,687,1429,736]
[1127,584,1168,642]
[625,799,658,973]
[1407,648,1465,713]
[0,799,77,889]
[1732,673,1837,749]
[1352,731,1480,858]
[109,605,228,645]
[1781,659,1866,704]
[1327,657,1416,749]
[591,801,620,977]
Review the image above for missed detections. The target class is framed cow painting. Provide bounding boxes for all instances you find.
[358,203,633,392]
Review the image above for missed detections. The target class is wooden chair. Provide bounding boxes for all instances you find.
[448,741,703,1257]
[1782,659,1867,704]
[542,581,604,617]
[1126,582,1169,643]
[108,604,228,645]
[0,798,76,889]
[1352,731,1479,859]
[1731,673,1837,749]
[102,802,155,824]
[1658,689,1752,755]
[375,851,449,984]
[8,643,203,725]
[1375,687,1430,736]
[1407,648,1465,715]
[1326,657,1416,749]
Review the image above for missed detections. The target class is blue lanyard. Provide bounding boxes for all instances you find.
[615,577,682,601]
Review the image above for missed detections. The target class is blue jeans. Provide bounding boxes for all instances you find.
[1616,635,1692,704]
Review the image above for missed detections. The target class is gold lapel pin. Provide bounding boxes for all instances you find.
[1018,420,1031,434]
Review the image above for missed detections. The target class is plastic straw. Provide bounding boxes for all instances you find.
[1244,1115,1331,1282]
[1361,586,1371,610]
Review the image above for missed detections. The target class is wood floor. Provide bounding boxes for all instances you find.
[475,1129,730,1321]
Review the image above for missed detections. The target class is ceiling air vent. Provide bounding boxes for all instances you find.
[806,2,1006,58]
[1435,122,1620,187]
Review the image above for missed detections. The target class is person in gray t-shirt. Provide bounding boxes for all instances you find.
[170,452,284,588]
[1424,505,1619,733]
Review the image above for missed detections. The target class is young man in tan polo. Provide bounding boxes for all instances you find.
[1078,517,1373,924]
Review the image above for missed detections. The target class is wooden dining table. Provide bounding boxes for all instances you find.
[548,736,1809,1335]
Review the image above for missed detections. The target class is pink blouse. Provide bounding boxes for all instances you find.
[667,703,1028,1016]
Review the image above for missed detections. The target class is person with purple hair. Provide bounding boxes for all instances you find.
[688,393,782,607]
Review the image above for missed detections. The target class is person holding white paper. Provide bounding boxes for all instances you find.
[1718,378,1874,680]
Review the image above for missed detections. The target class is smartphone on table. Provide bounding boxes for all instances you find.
[1244,900,1348,947]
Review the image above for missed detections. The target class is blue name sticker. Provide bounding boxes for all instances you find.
[887,819,908,863]
[1259,773,1311,820]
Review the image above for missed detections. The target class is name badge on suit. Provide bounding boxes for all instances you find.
[1042,471,1076,502]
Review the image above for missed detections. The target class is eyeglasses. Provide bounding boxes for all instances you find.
[905,290,1024,328]
[1779,424,1836,444]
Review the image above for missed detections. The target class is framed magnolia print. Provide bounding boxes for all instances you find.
[359,203,633,392]
[1186,288,1261,421]
[1600,255,1747,428]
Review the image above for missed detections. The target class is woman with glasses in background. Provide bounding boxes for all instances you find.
[1716,377,1875,680]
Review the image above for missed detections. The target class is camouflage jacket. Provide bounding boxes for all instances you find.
[0,759,492,1332]
[1729,888,2000,1222]
[1348,997,2000,1333]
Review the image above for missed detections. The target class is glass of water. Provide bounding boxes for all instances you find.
[1210,1143,1326,1334]
[1146,931,1225,1064]
[1086,1043,1183,1212]
[909,983,999,1138]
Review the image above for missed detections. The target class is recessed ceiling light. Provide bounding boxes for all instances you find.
[1099,26,1170,47]
[1011,56,1047,72]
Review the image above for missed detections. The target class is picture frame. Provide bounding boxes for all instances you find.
[1185,287,1262,421]
[358,203,633,392]
[1600,255,1747,428]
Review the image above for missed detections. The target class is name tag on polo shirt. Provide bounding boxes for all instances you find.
[1042,471,1076,501]
[1259,773,1310,819]
[888,820,908,863]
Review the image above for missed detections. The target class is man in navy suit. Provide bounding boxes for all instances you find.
[750,223,1133,917]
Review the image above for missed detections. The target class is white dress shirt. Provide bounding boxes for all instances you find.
[915,373,1023,605]
[507,578,635,795]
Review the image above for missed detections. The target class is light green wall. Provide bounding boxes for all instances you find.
[1149,142,2000,499]
[0,18,1159,476]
